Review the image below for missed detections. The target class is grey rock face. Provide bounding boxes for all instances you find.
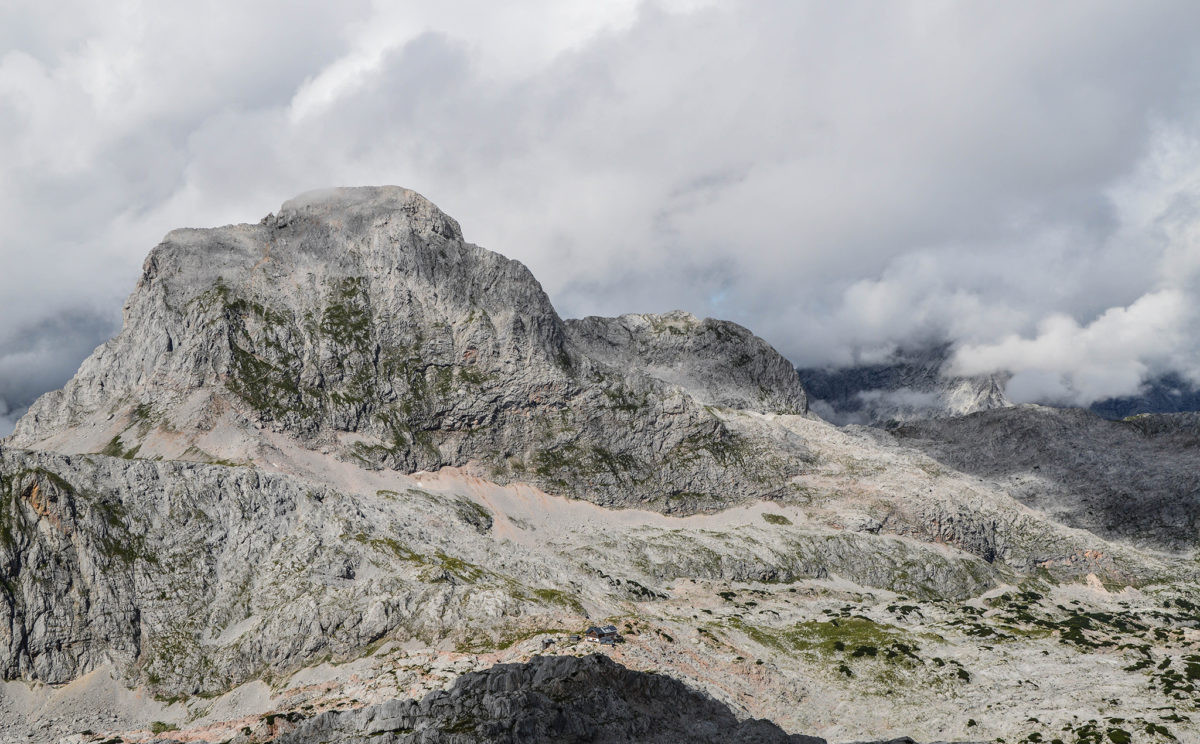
[798,344,1009,425]
[0,441,1008,696]
[273,654,826,744]
[566,311,808,415]
[891,405,1200,551]
[11,187,803,512]
[0,453,141,684]
[0,446,571,695]
[576,525,995,600]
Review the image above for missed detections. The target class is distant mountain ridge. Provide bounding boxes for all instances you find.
[797,344,1010,425]
[799,344,1200,425]
[1089,371,1200,419]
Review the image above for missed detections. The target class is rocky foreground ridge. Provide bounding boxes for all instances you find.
[0,188,1198,744]
[272,654,828,744]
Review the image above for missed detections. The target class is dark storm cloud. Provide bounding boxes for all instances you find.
[3,0,1200,424]
[0,310,118,435]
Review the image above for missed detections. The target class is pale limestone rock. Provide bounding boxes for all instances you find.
[11,187,806,512]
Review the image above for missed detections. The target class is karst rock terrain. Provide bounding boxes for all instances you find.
[1,187,1197,744]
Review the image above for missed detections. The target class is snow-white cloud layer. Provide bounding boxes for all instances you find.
[4,0,1200,433]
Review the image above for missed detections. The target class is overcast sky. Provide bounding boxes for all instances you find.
[4,0,1200,434]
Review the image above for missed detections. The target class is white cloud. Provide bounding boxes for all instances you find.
[953,290,1194,404]
[4,0,1200,414]
[947,121,1200,404]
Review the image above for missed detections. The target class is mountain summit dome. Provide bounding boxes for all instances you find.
[11,186,809,511]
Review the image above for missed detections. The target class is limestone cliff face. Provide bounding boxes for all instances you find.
[0,448,549,694]
[0,444,1017,697]
[11,187,805,512]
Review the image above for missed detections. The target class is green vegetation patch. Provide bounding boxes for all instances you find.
[455,626,567,654]
[319,277,371,349]
[724,615,983,690]
[666,431,751,469]
[349,532,421,563]
[602,384,649,412]
[531,588,586,615]
[431,552,487,583]
[100,434,142,459]
[532,442,646,487]
[730,616,916,658]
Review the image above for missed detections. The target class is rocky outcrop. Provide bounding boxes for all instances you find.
[9,187,805,512]
[0,446,579,695]
[566,311,808,415]
[271,654,825,744]
[0,442,1012,695]
[0,453,141,684]
[1120,411,1200,441]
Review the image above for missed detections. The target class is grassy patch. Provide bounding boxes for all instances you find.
[455,626,566,654]
[532,588,586,615]
[348,532,421,563]
[734,616,916,656]
[100,434,142,459]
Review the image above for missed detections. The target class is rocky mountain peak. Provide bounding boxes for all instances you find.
[9,187,807,511]
[275,185,464,239]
